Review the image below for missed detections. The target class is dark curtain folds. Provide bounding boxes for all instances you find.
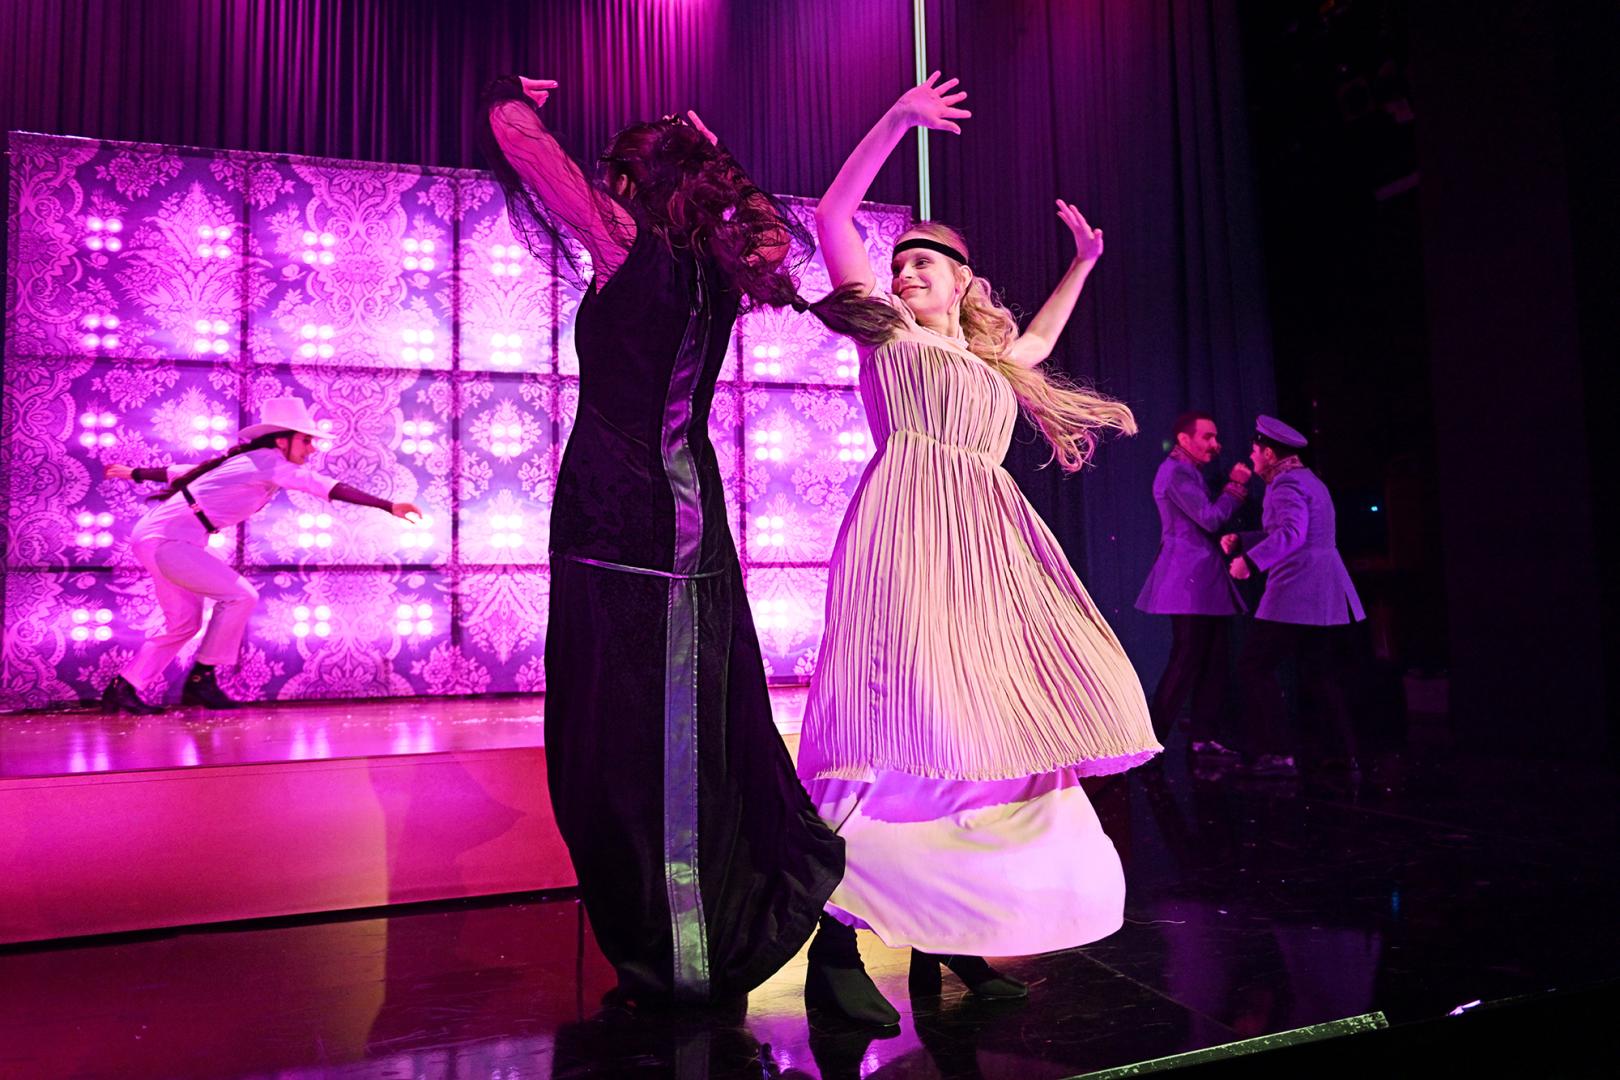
[2,0,1273,669]
[924,0,1274,668]
[0,0,915,202]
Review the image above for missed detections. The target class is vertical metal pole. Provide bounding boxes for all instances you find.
[912,0,931,221]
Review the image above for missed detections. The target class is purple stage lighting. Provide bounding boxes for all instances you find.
[2,133,909,708]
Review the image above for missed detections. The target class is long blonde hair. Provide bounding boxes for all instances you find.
[803,222,1136,471]
[904,222,1135,471]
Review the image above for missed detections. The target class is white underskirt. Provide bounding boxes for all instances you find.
[807,766,1126,956]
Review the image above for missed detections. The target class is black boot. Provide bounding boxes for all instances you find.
[909,950,1028,999]
[181,663,240,709]
[101,675,165,715]
[804,914,900,1027]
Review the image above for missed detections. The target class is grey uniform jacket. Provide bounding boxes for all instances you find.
[1240,464,1365,626]
[1136,455,1246,616]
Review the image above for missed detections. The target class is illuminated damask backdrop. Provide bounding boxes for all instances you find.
[1,131,910,709]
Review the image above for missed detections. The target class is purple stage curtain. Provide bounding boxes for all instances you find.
[3,0,1273,672]
[0,0,915,203]
[921,0,1275,667]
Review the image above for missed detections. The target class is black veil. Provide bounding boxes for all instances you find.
[476,75,812,306]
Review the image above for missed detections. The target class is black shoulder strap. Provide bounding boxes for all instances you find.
[178,485,219,535]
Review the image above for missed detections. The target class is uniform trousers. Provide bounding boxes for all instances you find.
[121,538,259,691]
[1236,619,1359,760]
[1149,614,1231,743]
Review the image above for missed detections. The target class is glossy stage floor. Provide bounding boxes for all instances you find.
[2,692,1618,1077]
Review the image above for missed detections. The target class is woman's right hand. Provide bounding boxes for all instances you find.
[518,76,557,111]
[893,72,971,133]
[104,464,133,481]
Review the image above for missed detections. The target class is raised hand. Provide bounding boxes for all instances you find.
[894,72,972,134]
[685,110,719,146]
[1229,462,1253,485]
[519,77,557,111]
[104,463,134,481]
[1000,199,1109,367]
[1057,200,1103,263]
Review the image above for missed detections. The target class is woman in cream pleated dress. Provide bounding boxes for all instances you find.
[794,74,1163,1024]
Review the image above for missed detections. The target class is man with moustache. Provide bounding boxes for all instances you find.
[1137,411,1251,757]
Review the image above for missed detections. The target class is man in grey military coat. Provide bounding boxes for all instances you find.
[1136,411,1251,754]
[1222,416,1364,776]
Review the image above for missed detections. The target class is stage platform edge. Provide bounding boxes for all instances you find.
[0,746,573,945]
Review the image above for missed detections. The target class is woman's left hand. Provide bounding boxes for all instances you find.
[685,110,719,146]
[518,77,557,111]
[391,502,424,523]
[1058,200,1103,263]
[104,463,134,480]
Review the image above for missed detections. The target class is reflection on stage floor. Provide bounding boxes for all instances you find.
[1,696,1617,1077]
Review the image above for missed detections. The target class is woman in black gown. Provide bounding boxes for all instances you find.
[478,77,844,1004]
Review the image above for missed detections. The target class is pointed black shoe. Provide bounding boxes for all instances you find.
[804,915,900,1028]
[101,675,165,715]
[909,950,1028,999]
[181,664,240,709]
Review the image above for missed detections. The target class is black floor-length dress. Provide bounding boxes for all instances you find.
[543,226,844,1002]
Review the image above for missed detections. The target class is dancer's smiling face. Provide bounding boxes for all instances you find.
[891,229,972,325]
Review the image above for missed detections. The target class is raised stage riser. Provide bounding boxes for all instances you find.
[0,748,574,944]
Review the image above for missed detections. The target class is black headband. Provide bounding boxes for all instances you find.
[892,237,968,265]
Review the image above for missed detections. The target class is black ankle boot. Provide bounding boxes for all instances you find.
[804,914,900,1027]
[181,664,239,709]
[101,675,165,715]
[909,950,1028,999]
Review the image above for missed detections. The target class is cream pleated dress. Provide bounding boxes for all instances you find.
[798,297,1162,957]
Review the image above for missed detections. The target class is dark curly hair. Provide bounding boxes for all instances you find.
[475,79,1091,444]
[147,431,291,502]
[476,76,812,310]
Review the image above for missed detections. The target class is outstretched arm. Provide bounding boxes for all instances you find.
[1005,201,1104,368]
[267,461,421,523]
[106,463,194,482]
[330,483,421,523]
[815,73,971,295]
[489,78,633,280]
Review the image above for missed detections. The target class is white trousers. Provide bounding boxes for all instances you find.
[121,539,259,692]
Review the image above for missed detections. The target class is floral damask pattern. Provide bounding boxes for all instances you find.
[745,566,831,681]
[7,360,240,573]
[458,377,556,566]
[96,145,185,200]
[5,134,246,362]
[459,569,549,676]
[251,162,453,371]
[2,133,908,707]
[458,178,558,375]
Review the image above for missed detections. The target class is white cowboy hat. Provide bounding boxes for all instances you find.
[239,397,326,441]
